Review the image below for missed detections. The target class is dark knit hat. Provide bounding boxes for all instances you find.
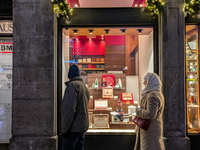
[68,64,80,79]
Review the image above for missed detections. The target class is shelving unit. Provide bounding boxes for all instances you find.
[83,68,105,71]
[186,34,200,133]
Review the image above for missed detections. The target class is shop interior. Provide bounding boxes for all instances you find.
[186,25,200,133]
[62,27,154,132]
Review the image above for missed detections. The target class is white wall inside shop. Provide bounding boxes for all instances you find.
[126,76,139,103]
[62,32,70,97]
[138,32,154,100]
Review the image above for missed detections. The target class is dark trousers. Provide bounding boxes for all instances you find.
[62,132,85,150]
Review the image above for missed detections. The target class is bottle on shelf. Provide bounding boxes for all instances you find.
[101,78,107,87]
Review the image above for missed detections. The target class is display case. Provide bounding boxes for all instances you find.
[186,25,200,133]
[62,27,154,134]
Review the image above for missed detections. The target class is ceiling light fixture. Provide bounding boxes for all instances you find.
[136,29,143,34]
[72,29,79,34]
[88,29,94,34]
[104,29,110,34]
[120,29,127,34]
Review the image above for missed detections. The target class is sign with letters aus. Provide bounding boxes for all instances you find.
[0,20,13,34]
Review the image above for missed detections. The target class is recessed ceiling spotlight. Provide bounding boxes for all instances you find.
[104,29,110,34]
[135,4,138,7]
[120,29,127,34]
[89,38,91,41]
[72,29,79,34]
[88,29,94,34]
[136,29,143,34]
[75,4,78,7]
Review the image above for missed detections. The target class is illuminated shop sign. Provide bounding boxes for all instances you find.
[0,43,13,53]
[0,20,13,34]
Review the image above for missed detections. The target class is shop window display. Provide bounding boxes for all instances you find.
[62,27,154,133]
[186,25,200,133]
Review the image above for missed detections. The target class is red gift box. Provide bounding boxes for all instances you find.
[121,93,134,104]
[92,65,96,68]
[88,64,92,68]
[102,74,115,87]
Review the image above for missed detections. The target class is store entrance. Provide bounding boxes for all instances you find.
[61,26,154,133]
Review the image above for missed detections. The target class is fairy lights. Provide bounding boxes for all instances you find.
[145,0,164,14]
[52,0,72,20]
[184,0,200,14]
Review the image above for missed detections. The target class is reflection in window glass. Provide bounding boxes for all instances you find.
[62,27,153,133]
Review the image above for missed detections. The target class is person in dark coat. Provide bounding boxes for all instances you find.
[61,64,90,150]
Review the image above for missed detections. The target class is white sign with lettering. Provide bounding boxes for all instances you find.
[0,20,13,34]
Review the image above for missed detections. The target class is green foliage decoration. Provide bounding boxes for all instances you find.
[185,0,200,14]
[52,0,72,20]
[145,0,164,14]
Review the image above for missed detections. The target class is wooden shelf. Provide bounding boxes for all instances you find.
[83,68,105,71]
[71,62,105,64]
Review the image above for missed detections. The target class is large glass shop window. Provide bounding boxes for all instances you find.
[62,27,154,133]
[0,38,12,142]
[186,25,200,133]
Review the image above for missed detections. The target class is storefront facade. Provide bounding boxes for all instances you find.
[1,0,200,149]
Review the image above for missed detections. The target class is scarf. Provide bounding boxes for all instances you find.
[141,72,162,99]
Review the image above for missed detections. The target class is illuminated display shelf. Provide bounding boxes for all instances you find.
[83,68,105,71]
[71,62,105,64]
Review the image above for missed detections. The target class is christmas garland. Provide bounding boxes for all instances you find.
[52,0,72,20]
[145,0,165,14]
[184,0,200,14]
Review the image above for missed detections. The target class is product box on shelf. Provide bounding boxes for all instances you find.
[110,111,121,123]
[93,114,109,128]
[88,64,92,68]
[92,65,96,68]
[82,64,88,68]
[96,65,100,68]
[94,99,108,110]
[92,58,96,62]
[87,58,91,62]
[100,58,105,62]
[83,58,87,62]
[96,58,100,62]
[102,87,113,99]
[78,59,82,63]
[102,74,115,87]
[100,65,105,68]
[121,93,134,104]
[122,113,129,123]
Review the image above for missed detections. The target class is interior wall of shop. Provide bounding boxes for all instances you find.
[138,32,154,96]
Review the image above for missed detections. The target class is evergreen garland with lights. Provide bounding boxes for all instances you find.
[185,0,200,14]
[145,0,164,14]
[52,0,72,20]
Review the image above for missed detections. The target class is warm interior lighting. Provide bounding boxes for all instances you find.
[72,29,79,34]
[88,29,94,34]
[136,29,143,34]
[75,4,78,7]
[120,29,127,34]
[104,29,110,34]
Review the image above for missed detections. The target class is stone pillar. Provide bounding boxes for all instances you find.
[159,0,190,149]
[10,0,58,150]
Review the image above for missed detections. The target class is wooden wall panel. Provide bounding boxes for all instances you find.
[125,35,138,75]
[105,45,125,71]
